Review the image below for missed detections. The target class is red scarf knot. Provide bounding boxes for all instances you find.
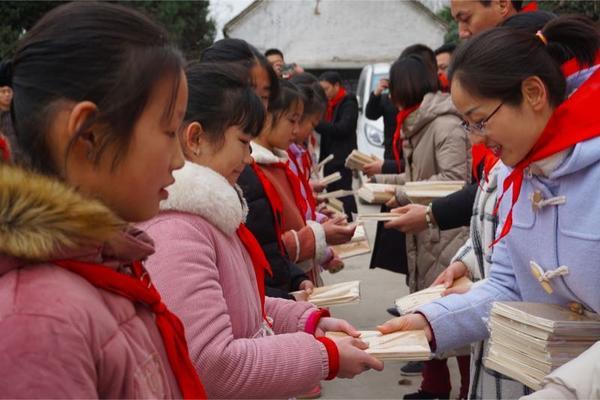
[392,104,420,172]
[325,87,347,122]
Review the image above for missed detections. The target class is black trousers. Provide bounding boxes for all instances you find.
[324,164,357,220]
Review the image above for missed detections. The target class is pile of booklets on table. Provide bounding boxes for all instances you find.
[345,150,375,171]
[394,277,472,315]
[485,302,600,390]
[327,330,431,361]
[331,224,371,259]
[291,280,361,307]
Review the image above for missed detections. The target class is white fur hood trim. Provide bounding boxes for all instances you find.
[160,162,248,236]
[251,141,288,165]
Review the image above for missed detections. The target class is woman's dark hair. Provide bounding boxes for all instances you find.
[389,55,439,108]
[3,2,184,175]
[480,0,523,12]
[500,10,557,31]
[201,38,279,103]
[434,43,457,56]
[400,44,437,77]
[265,48,284,59]
[268,80,305,122]
[184,62,265,147]
[318,71,342,85]
[449,15,600,108]
[290,73,327,117]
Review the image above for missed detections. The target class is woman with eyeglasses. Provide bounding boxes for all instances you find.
[378,53,472,400]
[379,15,600,399]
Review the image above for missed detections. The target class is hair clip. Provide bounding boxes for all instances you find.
[536,30,548,46]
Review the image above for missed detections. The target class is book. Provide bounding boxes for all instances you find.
[326,330,432,361]
[357,183,398,204]
[402,181,465,205]
[319,171,342,186]
[394,277,472,315]
[345,150,376,170]
[291,280,360,307]
[325,197,345,214]
[356,212,400,222]
[331,224,370,259]
[317,189,356,201]
[314,154,334,173]
[484,302,600,390]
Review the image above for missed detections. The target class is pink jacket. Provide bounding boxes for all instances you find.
[0,165,181,398]
[139,162,331,399]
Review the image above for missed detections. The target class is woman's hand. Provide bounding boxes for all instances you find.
[384,204,428,234]
[316,317,360,338]
[362,159,384,178]
[330,336,385,378]
[431,261,471,296]
[377,313,432,342]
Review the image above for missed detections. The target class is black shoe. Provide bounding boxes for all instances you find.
[387,306,400,317]
[400,361,424,376]
[403,390,450,400]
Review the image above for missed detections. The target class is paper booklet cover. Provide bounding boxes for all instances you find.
[358,183,397,204]
[326,330,431,361]
[291,280,360,307]
[394,277,472,315]
[331,224,371,259]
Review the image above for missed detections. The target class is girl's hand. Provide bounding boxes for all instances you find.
[330,336,385,378]
[311,180,326,193]
[315,317,360,338]
[377,313,432,342]
[431,261,471,296]
[322,216,355,245]
[293,280,314,301]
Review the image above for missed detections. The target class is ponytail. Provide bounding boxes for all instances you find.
[449,15,599,107]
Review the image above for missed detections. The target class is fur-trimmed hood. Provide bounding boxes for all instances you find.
[160,162,248,236]
[0,164,154,270]
[251,141,288,165]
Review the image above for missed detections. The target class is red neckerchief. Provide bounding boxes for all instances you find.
[237,223,273,324]
[392,104,420,172]
[287,148,317,220]
[492,68,600,246]
[270,160,309,222]
[472,143,499,183]
[250,162,286,254]
[521,1,538,12]
[325,87,347,122]
[438,72,450,93]
[53,259,207,399]
[561,50,600,78]
[0,135,9,162]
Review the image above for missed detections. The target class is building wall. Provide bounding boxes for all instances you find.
[225,0,447,69]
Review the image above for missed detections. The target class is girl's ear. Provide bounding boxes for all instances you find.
[66,101,99,161]
[182,121,205,156]
[521,76,548,112]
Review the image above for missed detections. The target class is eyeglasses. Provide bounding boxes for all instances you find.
[460,102,503,136]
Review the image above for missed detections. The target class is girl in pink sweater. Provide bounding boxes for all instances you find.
[140,63,383,399]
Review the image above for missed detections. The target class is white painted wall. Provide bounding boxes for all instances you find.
[225,0,447,69]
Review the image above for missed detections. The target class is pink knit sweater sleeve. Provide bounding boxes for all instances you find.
[264,296,318,334]
[143,216,330,399]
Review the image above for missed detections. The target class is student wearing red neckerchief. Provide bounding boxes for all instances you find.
[315,71,359,219]
[379,15,600,398]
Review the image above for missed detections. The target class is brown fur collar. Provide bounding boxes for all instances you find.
[0,164,125,261]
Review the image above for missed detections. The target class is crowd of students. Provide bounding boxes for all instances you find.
[0,0,598,399]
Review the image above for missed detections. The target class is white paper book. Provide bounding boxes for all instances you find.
[325,197,345,214]
[484,355,542,391]
[394,277,472,315]
[357,183,398,204]
[314,154,334,173]
[344,150,376,170]
[327,330,431,361]
[319,172,342,186]
[356,212,401,222]
[331,225,370,259]
[291,281,360,307]
[317,189,356,200]
[402,181,465,205]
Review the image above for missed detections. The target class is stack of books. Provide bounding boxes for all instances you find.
[316,189,355,201]
[394,276,472,315]
[327,330,431,361]
[331,224,371,259]
[485,302,600,390]
[402,181,465,205]
[319,171,342,186]
[345,150,375,170]
[357,183,398,204]
[291,280,361,307]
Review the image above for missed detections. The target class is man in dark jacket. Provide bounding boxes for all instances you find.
[315,71,358,218]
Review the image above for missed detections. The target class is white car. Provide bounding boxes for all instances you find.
[355,63,390,160]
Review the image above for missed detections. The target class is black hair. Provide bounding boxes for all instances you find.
[318,71,342,85]
[400,44,437,77]
[268,80,305,123]
[479,0,523,12]
[265,48,284,58]
[201,38,279,103]
[2,2,184,175]
[449,15,600,108]
[185,62,265,148]
[434,43,457,56]
[500,10,557,31]
[290,73,327,117]
[389,55,439,108]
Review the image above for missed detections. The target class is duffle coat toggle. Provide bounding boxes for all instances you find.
[529,190,567,212]
[529,261,569,294]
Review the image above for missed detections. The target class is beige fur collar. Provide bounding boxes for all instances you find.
[0,165,125,261]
